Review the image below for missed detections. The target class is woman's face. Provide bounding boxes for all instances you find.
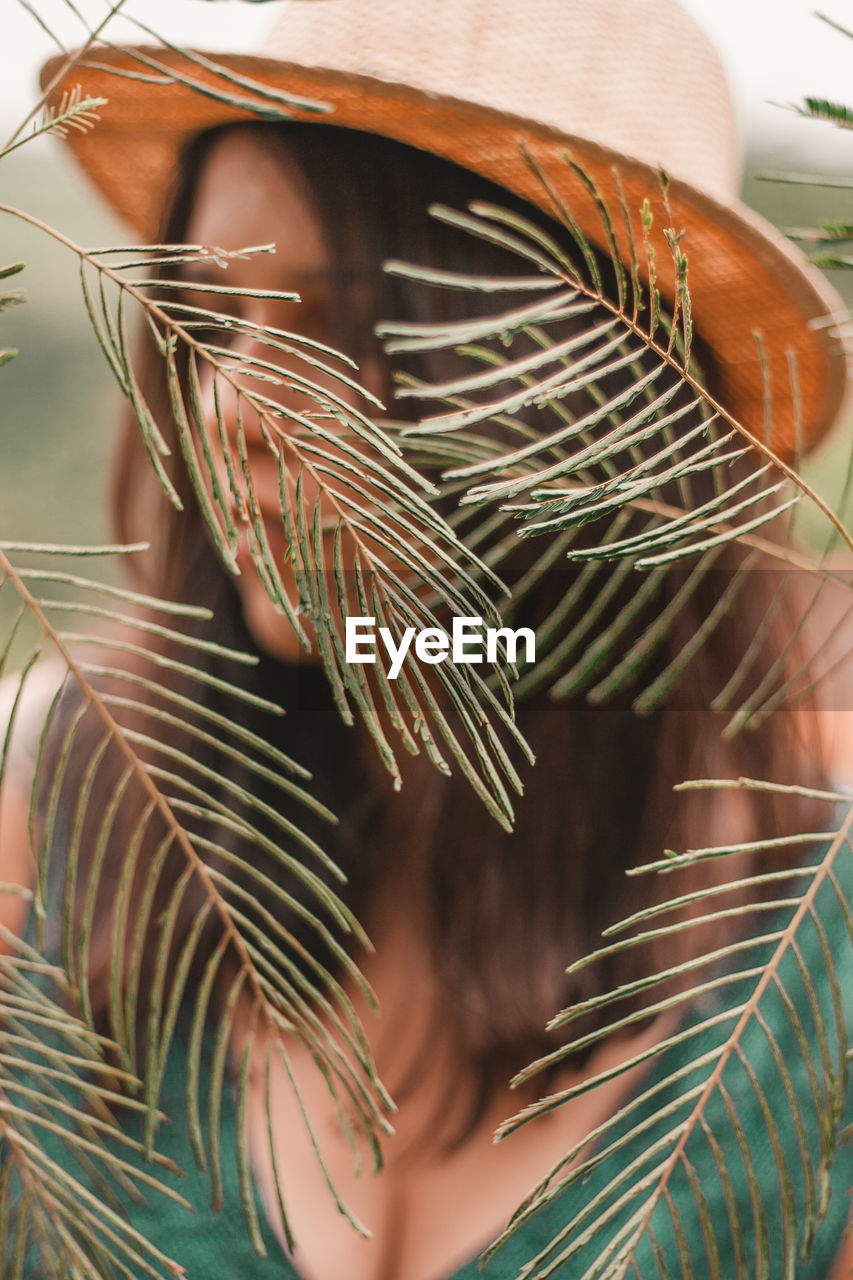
[183,127,375,662]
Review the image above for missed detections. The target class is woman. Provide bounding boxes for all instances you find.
[4,1,853,1277]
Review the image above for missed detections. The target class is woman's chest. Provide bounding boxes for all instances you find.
[240,934,663,1280]
[245,1047,653,1280]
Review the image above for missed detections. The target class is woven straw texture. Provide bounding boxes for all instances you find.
[269,0,741,201]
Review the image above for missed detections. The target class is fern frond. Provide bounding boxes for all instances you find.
[4,0,128,159]
[0,263,25,285]
[0,263,26,341]
[796,97,853,131]
[9,0,314,163]
[379,162,853,726]
[0,88,107,160]
[0,542,394,1266]
[0,930,191,1280]
[39,86,106,137]
[486,782,853,1280]
[0,216,529,828]
[95,21,329,122]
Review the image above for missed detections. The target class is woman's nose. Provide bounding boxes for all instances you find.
[193,330,272,535]
[211,331,369,442]
[195,323,371,533]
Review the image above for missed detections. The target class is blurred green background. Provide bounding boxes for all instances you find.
[1,142,852,582]
[1,147,122,548]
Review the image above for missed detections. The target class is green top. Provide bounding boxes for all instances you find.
[11,801,853,1279]
[90,842,853,1280]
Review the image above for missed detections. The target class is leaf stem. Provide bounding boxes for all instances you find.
[0,545,387,1147]
[2,0,129,154]
[579,269,853,555]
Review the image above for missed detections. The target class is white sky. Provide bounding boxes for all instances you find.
[2,0,853,167]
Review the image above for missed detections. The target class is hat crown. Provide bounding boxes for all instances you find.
[266,0,740,201]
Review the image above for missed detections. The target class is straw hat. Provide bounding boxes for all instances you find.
[43,0,849,457]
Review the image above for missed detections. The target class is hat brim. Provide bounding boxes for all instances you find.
[43,47,850,458]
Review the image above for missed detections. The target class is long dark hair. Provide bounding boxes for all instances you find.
[57,123,825,1119]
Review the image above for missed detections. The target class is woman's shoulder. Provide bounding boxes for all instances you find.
[0,660,68,766]
[0,661,67,945]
